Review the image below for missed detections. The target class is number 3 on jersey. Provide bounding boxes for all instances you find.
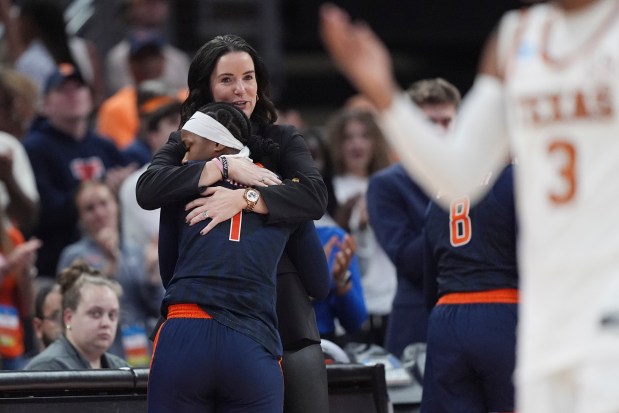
[548,140,576,205]
[450,196,471,247]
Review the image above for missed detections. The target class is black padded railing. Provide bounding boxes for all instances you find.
[0,367,148,393]
[0,364,388,413]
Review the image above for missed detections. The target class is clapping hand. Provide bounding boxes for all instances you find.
[323,233,356,294]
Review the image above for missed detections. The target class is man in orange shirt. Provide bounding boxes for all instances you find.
[96,30,166,149]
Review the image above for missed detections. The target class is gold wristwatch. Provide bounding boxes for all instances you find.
[243,188,260,212]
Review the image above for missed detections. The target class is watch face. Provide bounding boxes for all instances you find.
[246,189,259,202]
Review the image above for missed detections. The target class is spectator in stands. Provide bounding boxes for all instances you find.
[22,64,135,278]
[57,180,163,366]
[0,0,105,105]
[314,229,367,343]
[0,68,38,140]
[118,80,181,249]
[367,78,461,358]
[325,108,395,346]
[303,129,368,343]
[30,281,62,352]
[0,205,41,370]
[105,0,190,96]
[0,82,40,232]
[121,79,182,167]
[24,260,129,370]
[97,30,173,149]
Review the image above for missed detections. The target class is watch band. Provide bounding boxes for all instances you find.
[219,156,229,180]
[212,157,225,179]
[244,188,258,212]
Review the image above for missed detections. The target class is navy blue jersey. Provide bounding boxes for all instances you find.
[159,178,332,358]
[424,165,518,299]
[163,200,292,357]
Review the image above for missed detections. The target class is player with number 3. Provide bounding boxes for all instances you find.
[320,1,619,411]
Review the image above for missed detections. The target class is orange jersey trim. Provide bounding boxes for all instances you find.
[437,288,518,305]
[229,212,242,242]
[151,304,213,369]
[167,303,213,319]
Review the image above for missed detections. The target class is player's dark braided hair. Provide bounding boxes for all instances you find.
[197,102,278,158]
[198,102,251,145]
[181,34,278,126]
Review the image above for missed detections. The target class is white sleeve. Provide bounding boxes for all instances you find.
[0,132,39,205]
[378,74,510,207]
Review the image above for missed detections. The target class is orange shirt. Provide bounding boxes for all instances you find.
[96,86,138,149]
[0,226,26,358]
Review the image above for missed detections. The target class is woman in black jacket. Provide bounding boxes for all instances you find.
[136,34,329,412]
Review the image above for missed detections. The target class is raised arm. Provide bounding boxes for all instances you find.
[135,133,205,210]
[0,0,25,62]
[0,147,40,232]
[136,130,283,211]
[320,3,510,206]
[320,229,367,333]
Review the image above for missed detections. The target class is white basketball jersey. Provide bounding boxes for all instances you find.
[501,0,619,378]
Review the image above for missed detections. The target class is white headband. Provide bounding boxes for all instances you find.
[182,111,244,151]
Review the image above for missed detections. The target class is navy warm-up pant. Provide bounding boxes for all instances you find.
[421,289,518,413]
[147,304,284,413]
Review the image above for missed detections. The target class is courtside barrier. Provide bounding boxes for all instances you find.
[0,364,388,413]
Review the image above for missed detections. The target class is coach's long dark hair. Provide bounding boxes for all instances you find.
[181,34,278,126]
[196,102,278,158]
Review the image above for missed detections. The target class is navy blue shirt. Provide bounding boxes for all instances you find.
[424,165,518,303]
[23,116,128,276]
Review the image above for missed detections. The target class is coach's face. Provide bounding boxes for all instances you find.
[210,51,258,119]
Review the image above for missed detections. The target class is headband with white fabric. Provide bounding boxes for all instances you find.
[182,111,245,151]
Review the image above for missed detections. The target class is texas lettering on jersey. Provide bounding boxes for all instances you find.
[518,85,613,127]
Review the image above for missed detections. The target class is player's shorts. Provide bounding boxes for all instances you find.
[147,304,283,413]
[421,289,518,413]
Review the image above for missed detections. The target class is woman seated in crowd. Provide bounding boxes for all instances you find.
[24,260,128,370]
[57,180,163,365]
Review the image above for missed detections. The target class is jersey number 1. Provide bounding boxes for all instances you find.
[229,212,242,242]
